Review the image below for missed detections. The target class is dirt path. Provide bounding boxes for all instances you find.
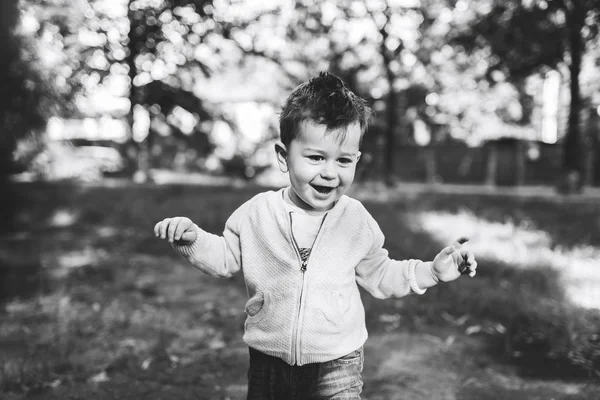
[362,331,598,400]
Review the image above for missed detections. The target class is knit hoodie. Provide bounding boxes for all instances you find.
[174,188,426,366]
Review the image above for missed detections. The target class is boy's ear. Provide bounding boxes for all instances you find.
[356,151,361,163]
[274,141,289,173]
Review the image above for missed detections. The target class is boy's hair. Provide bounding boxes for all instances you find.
[279,72,372,146]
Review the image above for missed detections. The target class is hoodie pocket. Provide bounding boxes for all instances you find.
[322,290,353,325]
[245,292,270,324]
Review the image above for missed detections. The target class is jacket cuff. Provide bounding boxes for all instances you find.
[171,225,203,256]
[408,261,427,295]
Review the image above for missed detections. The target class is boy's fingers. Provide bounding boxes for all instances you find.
[455,237,469,247]
[442,245,455,255]
[461,257,477,276]
[467,253,476,265]
[175,220,190,240]
[174,224,183,241]
[469,260,478,271]
[159,218,171,238]
[461,252,476,266]
[459,249,472,261]
[458,257,469,274]
[180,231,196,242]
[167,218,182,242]
[155,218,195,241]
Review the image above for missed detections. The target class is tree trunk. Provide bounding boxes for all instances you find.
[125,0,137,173]
[584,106,598,187]
[560,5,585,193]
[126,1,150,182]
[379,18,400,186]
[424,146,437,184]
[485,143,498,186]
[0,0,20,176]
[0,0,20,230]
[515,141,526,186]
[384,75,398,186]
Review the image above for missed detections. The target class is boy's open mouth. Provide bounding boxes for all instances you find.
[312,185,335,194]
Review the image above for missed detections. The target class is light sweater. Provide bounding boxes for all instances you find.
[173,187,426,366]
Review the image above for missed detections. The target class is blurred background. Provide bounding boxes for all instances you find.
[1,1,600,399]
[2,0,600,188]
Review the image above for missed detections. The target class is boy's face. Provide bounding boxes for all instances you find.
[276,120,361,212]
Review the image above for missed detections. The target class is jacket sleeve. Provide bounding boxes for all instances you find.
[355,214,426,299]
[171,199,252,278]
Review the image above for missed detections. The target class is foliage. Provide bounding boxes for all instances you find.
[448,0,600,190]
[451,1,566,79]
[0,0,65,177]
[279,1,541,183]
[21,0,291,177]
[6,0,600,184]
[0,0,69,236]
[282,0,432,181]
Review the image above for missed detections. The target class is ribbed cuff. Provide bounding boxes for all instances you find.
[171,225,203,256]
[408,260,427,295]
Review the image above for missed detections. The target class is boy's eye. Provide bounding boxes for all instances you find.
[338,158,353,165]
[307,155,324,161]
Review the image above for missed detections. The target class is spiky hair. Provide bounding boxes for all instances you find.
[279,72,372,146]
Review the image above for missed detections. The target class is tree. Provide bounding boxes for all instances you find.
[124,0,217,180]
[285,0,440,184]
[27,0,289,180]
[0,0,62,176]
[0,0,64,232]
[281,0,505,185]
[450,0,600,192]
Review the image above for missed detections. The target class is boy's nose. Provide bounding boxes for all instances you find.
[320,162,337,179]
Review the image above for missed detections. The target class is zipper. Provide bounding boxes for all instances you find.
[300,259,307,272]
[288,212,327,365]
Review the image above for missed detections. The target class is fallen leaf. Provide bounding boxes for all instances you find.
[495,324,506,334]
[378,314,401,323]
[89,371,109,383]
[465,325,482,335]
[141,357,152,370]
[46,379,62,388]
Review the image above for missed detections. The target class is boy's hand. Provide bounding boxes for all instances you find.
[154,217,198,244]
[432,237,477,282]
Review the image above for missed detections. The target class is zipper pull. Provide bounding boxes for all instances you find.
[301,260,307,272]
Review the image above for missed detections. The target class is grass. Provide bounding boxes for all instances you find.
[359,192,600,379]
[0,181,599,398]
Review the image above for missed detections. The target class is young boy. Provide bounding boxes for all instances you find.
[154,72,477,399]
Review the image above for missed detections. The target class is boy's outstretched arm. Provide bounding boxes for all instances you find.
[356,216,477,298]
[153,213,243,278]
